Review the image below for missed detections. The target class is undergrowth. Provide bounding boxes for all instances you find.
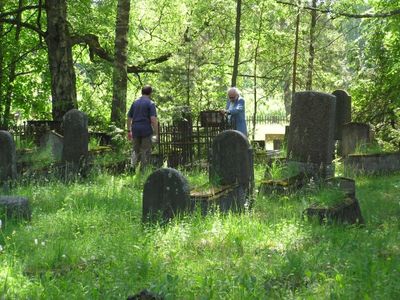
[0,166,399,299]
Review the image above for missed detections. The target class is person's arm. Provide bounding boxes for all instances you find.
[228,98,245,115]
[151,116,158,136]
[127,104,133,140]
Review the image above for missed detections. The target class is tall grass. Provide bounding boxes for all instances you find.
[0,168,399,299]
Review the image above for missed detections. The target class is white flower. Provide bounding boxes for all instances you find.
[41,241,45,246]
[34,239,38,245]
[0,245,3,252]
[0,219,2,229]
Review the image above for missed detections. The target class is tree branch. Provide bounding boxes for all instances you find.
[276,0,400,19]
[0,17,45,36]
[70,33,114,62]
[0,5,39,19]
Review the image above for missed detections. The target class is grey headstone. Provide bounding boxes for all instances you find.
[0,196,31,221]
[0,130,17,184]
[40,130,64,162]
[142,168,191,222]
[325,177,356,197]
[209,130,253,187]
[341,122,370,156]
[332,90,351,140]
[287,91,336,164]
[62,109,88,166]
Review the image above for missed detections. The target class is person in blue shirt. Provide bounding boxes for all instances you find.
[223,87,247,136]
[127,85,158,169]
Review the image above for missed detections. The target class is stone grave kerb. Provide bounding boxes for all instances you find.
[0,130,17,186]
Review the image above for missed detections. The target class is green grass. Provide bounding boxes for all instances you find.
[308,187,347,208]
[0,168,400,299]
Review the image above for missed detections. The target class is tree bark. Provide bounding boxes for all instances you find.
[252,7,264,142]
[231,0,242,87]
[45,0,77,121]
[291,8,300,101]
[111,0,131,128]
[306,0,317,90]
[0,2,5,129]
[3,0,24,130]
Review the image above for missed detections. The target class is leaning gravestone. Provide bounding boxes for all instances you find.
[209,130,253,188]
[332,90,351,140]
[62,109,89,172]
[40,130,64,162]
[341,122,370,157]
[143,168,192,222]
[0,131,17,186]
[287,91,336,178]
[0,196,31,222]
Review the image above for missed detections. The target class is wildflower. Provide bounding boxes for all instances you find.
[41,241,45,246]
[34,239,38,245]
[0,219,2,229]
[0,245,3,252]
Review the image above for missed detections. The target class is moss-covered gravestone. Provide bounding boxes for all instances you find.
[143,168,192,222]
[62,109,89,174]
[287,91,336,178]
[332,90,351,141]
[0,131,17,187]
[304,177,364,225]
[341,122,370,157]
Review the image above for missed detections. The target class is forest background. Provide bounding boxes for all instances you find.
[0,0,399,149]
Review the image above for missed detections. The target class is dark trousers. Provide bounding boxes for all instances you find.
[132,136,152,169]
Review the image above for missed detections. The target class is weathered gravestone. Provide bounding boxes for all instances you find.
[304,177,364,225]
[286,91,336,178]
[62,109,89,172]
[341,122,370,157]
[0,131,17,186]
[0,196,31,222]
[40,130,64,162]
[209,130,253,188]
[332,90,351,140]
[143,168,192,222]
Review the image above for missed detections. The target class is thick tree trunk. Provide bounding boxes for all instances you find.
[231,0,242,87]
[3,0,24,130]
[111,0,131,128]
[306,0,317,90]
[45,0,77,121]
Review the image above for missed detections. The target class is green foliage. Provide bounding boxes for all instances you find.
[0,170,399,298]
[308,187,347,208]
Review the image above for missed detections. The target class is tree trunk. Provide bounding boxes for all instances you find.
[306,0,317,90]
[3,0,24,130]
[252,7,264,142]
[0,2,5,129]
[292,9,300,101]
[283,76,292,117]
[111,0,131,128]
[45,0,77,121]
[231,0,242,87]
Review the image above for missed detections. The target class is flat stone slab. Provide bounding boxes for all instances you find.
[191,183,246,214]
[258,172,308,194]
[0,196,31,221]
[344,152,400,175]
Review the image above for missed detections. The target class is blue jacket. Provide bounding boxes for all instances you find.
[226,97,247,136]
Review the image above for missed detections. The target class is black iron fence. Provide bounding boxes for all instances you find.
[9,113,288,167]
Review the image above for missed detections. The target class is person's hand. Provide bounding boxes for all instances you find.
[219,109,227,115]
[151,135,158,143]
[128,131,133,140]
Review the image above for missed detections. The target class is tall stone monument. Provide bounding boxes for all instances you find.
[287,91,336,178]
[62,109,89,172]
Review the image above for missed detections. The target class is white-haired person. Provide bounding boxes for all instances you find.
[222,87,247,136]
